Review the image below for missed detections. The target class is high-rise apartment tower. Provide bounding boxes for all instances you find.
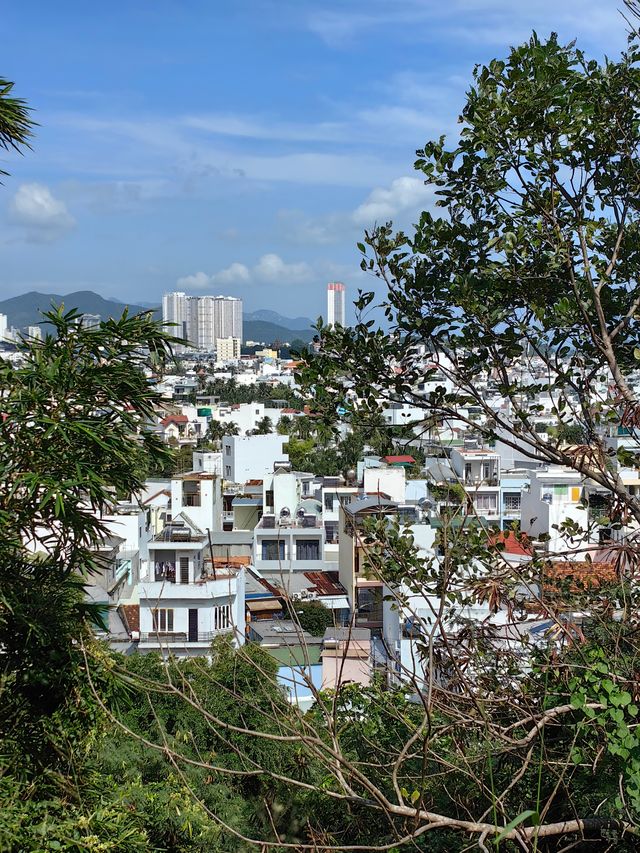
[162,292,243,351]
[327,281,345,327]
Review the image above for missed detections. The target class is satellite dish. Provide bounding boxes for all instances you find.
[297,507,306,518]
[280,506,291,517]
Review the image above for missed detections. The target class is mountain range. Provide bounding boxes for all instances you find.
[0,291,316,344]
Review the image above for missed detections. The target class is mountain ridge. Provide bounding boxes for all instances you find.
[0,291,315,345]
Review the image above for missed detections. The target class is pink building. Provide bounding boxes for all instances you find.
[321,627,371,689]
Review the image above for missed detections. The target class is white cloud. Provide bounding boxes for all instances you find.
[176,271,213,289]
[214,262,251,285]
[305,0,626,53]
[254,253,312,284]
[9,183,76,242]
[352,176,432,225]
[176,254,311,292]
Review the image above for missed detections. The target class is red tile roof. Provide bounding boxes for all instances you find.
[161,414,188,426]
[119,604,139,634]
[490,531,534,557]
[545,561,617,589]
[384,455,416,464]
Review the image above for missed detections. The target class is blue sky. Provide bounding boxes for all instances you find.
[0,0,629,319]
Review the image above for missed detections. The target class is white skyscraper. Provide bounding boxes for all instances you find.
[0,313,7,343]
[327,281,345,327]
[162,292,188,346]
[162,292,243,351]
[213,295,242,340]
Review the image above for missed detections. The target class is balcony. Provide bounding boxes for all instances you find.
[139,630,228,644]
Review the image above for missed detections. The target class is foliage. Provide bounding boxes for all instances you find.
[0,77,35,178]
[286,600,336,636]
[0,307,180,843]
[203,378,305,410]
[292,29,640,848]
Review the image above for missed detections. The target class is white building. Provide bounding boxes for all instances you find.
[162,292,243,351]
[253,467,325,576]
[450,447,501,521]
[162,291,189,349]
[170,470,223,534]
[222,433,289,482]
[26,325,42,341]
[327,281,345,327]
[520,466,589,553]
[139,513,245,656]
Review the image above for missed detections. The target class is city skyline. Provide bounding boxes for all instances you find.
[0,1,626,318]
[162,291,243,351]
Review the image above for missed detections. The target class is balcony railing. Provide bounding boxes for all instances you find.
[139,630,228,643]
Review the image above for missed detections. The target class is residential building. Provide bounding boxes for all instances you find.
[450,446,501,521]
[139,514,245,656]
[318,476,357,567]
[326,281,345,327]
[162,291,189,349]
[500,471,527,529]
[80,312,101,329]
[254,466,326,576]
[321,627,372,689]
[216,336,241,362]
[520,466,589,553]
[338,496,400,635]
[222,433,289,482]
[162,292,243,350]
[26,325,42,340]
[170,470,223,535]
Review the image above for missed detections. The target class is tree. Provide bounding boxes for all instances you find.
[206,419,240,446]
[254,416,273,435]
[0,307,180,843]
[0,77,35,178]
[291,31,640,848]
[286,600,336,636]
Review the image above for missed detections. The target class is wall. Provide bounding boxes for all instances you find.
[223,434,289,482]
[363,467,406,503]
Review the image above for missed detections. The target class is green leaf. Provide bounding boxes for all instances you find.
[495,810,539,843]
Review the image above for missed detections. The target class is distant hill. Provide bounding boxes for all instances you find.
[0,290,315,345]
[245,309,315,331]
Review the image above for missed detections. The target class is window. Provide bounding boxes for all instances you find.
[324,493,335,511]
[262,540,285,561]
[265,489,274,509]
[179,556,189,584]
[152,608,174,632]
[475,494,497,512]
[296,539,320,560]
[324,521,339,544]
[225,445,231,456]
[214,604,231,630]
[225,465,231,478]
[503,494,521,512]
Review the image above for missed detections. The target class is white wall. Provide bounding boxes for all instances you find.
[363,467,406,503]
[222,434,289,482]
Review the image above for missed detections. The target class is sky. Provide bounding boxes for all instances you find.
[0,0,631,320]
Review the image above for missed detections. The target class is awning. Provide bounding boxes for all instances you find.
[246,599,283,612]
[319,596,350,610]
